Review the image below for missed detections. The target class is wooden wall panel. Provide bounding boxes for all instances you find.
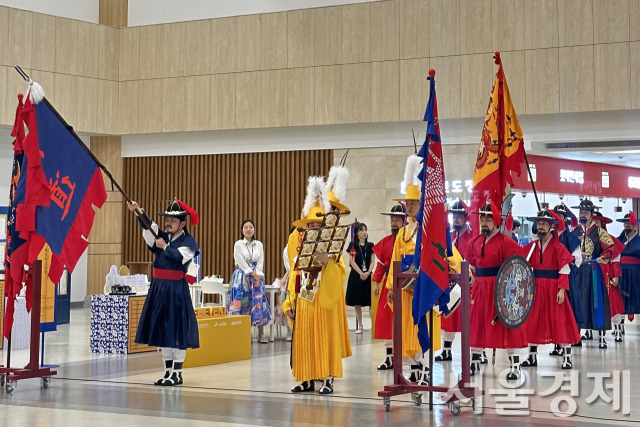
[399,58,430,121]
[594,42,631,111]
[139,25,164,79]
[87,254,122,295]
[138,79,163,133]
[593,0,629,44]
[0,8,9,66]
[186,20,212,76]
[262,12,288,70]
[460,54,494,118]
[118,80,140,134]
[236,71,262,129]
[499,50,526,114]
[261,69,288,128]
[78,21,100,78]
[99,0,128,27]
[236,14,262,72]
[0,66,9,125]
[314,65,342,125]
[162,77,188,132]
[287,67,314,126]
[525,48,559,114]
[52,73,78,128]
[370,0,399,62]
[341,63,370,123]
[119,27,140,81]
[9,9,33,70]
[459,0,492,55]
[491,0,525,52]
[211,73,236,129]
[98,25,120,81]
[54,17,78,75]
[559,45,595,112]
[98,79,119,135]
[399,0,429,59]
[429,55,461,119]
[632,41,640,109]
[122,150,333,287]
[558,0,593,46]
[633,2,640,41]
[186,75,212,131]
[211,17,237,74]
[163,23,187,78]
[31,13,57,72]
[429,0,460,57]
[371,61,399,122]
[76,77,99,133]
[525,0,559,49]
[314,7,342,66]
[341,3,370,64]
[287,9,314,68]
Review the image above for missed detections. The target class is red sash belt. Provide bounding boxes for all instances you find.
[621,256,640,265]
[153,268,185,280]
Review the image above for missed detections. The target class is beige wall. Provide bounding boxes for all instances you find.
[335,143,478,245]
[0,1,638,135]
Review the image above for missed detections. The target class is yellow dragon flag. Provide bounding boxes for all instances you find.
[471,51,526,225]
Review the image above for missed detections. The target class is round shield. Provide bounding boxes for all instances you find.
[494,255,535,329]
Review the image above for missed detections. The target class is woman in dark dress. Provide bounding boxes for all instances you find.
[345,223,376,334]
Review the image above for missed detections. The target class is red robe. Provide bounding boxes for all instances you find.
[373,234,396,339]
[441,225,473,333]
[520,236,580,345]
[468,230,527,349]
[604,235,626,317]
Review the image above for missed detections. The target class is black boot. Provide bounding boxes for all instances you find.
[581,330,593,340]
[480,350,489,364]
[561,347,572,369]
[614,324,623,342]
[521,346,537,367]
[621,319,626,335]
[154,359,173,386]
[377,347,394,370]
[598,331,607,349]
[318,377,334,395]
[435,341,452,362]
[506,355,521,381]
[549,344,564,356]
[470,353,481,376]
[408,364,421,382]
[417,363,430,385]
[291,380,315,392]
[161,361,183,386]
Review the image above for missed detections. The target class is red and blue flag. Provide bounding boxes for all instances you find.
[412,69,452,353]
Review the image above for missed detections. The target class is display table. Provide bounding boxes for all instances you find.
[184,315,250,368]
[90,294,154,355]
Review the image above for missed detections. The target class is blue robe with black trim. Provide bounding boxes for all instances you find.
[618,231,640,314]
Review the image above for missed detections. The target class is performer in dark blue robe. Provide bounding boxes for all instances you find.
[128,199,200,386]
[550,204,583,354]
[571,200,614,349]
[617,211,640,314]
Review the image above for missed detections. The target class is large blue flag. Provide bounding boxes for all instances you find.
[411,69,453,353]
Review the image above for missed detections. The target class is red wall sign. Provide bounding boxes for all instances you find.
[511,154,640,198]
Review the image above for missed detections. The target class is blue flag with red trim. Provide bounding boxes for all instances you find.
[17,87,107,287]
[411,69,452,353]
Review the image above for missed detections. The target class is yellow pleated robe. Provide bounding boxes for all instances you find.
[386,219,442,357]
[282,232,352,382]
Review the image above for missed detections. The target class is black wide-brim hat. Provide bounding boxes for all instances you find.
[593,210,612,225]
[553,203,576,219]
[527,209,558,224]
[381,204,407,216]
[571,199,600,212]
[157,198,200,225]
[450,199,468,215]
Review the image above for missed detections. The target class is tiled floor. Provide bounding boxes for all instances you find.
[1,307,638,426]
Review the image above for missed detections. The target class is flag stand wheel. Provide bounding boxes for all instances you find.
[1,260,57,393]
[377,260,482,414]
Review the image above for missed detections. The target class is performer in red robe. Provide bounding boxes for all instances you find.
[372,204,407,370]
[519,209,580,370]
[593,212,626,345]
[435,199,477,362]
[467,202,526,380]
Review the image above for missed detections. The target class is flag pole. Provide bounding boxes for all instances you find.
[13,66,159,239]
[523,151,541,211]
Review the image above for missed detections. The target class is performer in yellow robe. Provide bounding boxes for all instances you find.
[385,165,442,384]
[282,176,352,395]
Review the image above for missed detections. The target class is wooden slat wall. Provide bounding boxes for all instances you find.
[122,150,332,283]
